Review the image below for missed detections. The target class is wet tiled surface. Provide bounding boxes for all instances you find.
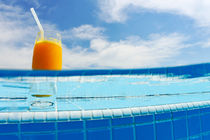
[0,107,209,139]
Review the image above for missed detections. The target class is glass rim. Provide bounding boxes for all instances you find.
[37,30,61,34]
[36,31,62,45]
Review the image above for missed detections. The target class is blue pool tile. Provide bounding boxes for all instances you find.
[173,119,187,139]
[187,109,200,116]
[193,64,207,76]
[58,121,83,130]
[186,65,206,78]
[130,69,149,75]
[57,70,84,76]
[200,107,210,114]
[0,134,19,140]
[149,68,167,75]
[188,116,201,136]
[205,63,210,73]
[136,124,154,140]
[155,113,171,121]
[203,133,210,140]
[112,126,134,140]
[201,113,210,132]
[58,131,84,140]
[0,124,18,133]
[21,133,56,140]
[189,136,202,140]
[21,122,55,132]
[167,67,180,76]
[86,119,110,129]
[85,70,111,76]
[112,117,133,126]
[179,138,187,140]
[111,69,131,75]
[87,128,111,140]
[172,111,187,119]
[156,121,173,140]
[135,115,153,124]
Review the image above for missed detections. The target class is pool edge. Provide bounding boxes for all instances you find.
[1,100,210,123]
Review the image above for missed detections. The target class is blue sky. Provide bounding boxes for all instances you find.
[0,0,210,69]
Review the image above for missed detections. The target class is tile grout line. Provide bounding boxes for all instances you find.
[186,111,189,140]
[55,121,58,140]
[83,120,87,140]
[198,107,203,140]
[171,113,175,140]
[110,118,113,140]
[153,114,157,140]
[18,122,21,139]
[133,117,136,140]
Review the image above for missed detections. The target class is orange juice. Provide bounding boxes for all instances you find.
[32,40,62,70]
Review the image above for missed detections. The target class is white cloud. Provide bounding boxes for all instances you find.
[62,25,105,40]
[200,39,210,48]
[63,33,188,69]
[29,0,40,8]
[0,46,33,69]
[0,2,36,69]
[98,0,210,26]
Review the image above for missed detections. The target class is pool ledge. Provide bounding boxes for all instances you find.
[0,100,210,124]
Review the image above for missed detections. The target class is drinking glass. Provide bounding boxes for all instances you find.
[32,31,62,70]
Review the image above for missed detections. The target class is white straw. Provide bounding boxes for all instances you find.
[30,8,44,39]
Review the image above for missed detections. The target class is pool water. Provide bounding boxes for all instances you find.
[1,63,210,140]
[0,63,210,112]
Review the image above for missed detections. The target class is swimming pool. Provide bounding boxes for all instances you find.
[0,63,210,139]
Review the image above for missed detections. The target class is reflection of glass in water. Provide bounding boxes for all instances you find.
[29,81,57,110]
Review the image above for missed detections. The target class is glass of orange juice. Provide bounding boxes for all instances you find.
[32,31,62,70]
